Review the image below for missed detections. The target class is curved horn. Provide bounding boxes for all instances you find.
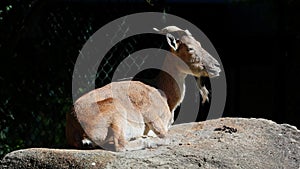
[153,26,185,34]
[153,26,192,36]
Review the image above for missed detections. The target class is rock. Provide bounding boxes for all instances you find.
[1,118,299,169]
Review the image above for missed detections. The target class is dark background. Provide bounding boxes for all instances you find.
[0,0,299,157]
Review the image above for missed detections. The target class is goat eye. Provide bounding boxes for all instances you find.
[188,48,193,51]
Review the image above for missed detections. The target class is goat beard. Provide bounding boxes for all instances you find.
[195,76,210,104]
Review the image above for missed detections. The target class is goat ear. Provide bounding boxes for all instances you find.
[166,33,178,51]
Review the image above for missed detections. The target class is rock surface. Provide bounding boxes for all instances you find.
[1,118,299,169]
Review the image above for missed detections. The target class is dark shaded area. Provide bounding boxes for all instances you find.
[96,33,169,88]
[0,0,300,158]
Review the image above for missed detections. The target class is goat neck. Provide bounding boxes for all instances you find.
[157,53,187,114]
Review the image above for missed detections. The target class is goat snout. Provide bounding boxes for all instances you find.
[214,63,220,68]
[206,67,221,78]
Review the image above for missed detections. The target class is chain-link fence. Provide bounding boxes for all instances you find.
[0,0,167,157]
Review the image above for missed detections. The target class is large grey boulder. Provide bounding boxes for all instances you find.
[1,118,299,169]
